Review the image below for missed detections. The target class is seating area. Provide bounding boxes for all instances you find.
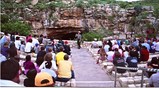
[87,46,159,87]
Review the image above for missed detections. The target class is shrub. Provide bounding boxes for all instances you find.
[82,31,104,41]
[1,21,31,36]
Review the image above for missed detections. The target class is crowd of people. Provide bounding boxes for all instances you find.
[96,37,159,87]
[0,32,75,87]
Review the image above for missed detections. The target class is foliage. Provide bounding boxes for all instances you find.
[82,31,104,41]
[1,21,31,36]
[1,14,10,23]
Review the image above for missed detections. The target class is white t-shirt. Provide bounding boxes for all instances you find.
[104,45,110,53]
[39,60,57,71]
[123,51,129,61]
[14,40,21,50]
[112,44,119,50]
[155,42,159,51]
[106,51,114,62]
[25,42,33,53]
[32,38,39,47]
[0,80,22,86]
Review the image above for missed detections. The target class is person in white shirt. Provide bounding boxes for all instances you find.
[106,48,115,62]
[123,47,129,61]
[32,35,39,47]
[155,41,159,52]
[25,39,33,53]
[39,53,57,71]
[41,61,57,78]
[104,42,110,53]
[14,36,21,50]
[112,42,119,50]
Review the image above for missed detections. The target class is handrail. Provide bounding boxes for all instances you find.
[114,66,159,87]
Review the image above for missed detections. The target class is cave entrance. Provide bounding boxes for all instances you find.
[61,33,76,40]
[46,27,82,40]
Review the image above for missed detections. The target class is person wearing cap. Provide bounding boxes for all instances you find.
[63,41,71,55]
[75,31,82,49]
[35,72,54,87]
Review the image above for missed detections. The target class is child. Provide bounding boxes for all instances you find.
[23,55,35,75]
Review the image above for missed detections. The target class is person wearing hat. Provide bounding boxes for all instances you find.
[75,31,82,49]
[63,41,71,55]
[35,72,54,87]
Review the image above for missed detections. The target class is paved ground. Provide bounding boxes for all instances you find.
[71,47,114,87]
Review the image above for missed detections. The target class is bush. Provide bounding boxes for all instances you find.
[82,31,104,41]
[1,21,31,36]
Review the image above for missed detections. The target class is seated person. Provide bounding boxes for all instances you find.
[24,69,37,87]
[140,46,149,62]
[147,57,159,78]
[23,55,36,75]
[0,59,21,86]
[149,71,159,87]
[35,72,55,87]
[41,61,57,80]
[113,51,126,73]
[126,51,138,72]
[56,54,75,82]
[96,46,106,64]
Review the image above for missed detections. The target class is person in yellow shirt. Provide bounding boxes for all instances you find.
[56,46,66,65]
[56,54,75,82]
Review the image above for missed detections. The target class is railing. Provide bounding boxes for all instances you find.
[114,66,159,87]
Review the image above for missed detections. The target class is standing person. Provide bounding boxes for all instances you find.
[75,31,82,49]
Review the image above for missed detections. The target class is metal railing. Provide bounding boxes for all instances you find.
[114,66,159,87]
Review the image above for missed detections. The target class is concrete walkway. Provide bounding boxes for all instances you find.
[71,47,114,87]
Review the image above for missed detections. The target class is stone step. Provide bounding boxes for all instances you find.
[75,81,114,87]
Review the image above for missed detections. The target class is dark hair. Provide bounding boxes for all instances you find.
[14,55,21,62]
[129,51,136,57]
[151,57,159,64]
[1,59,19,80]
[45,61,52,69]
[26,69,37,79]
[44,53,52,61]
[41,46,45,51]
[64,54,69,60]
[28,39,32,43]
[16,36,20,40]
[114,51,121,58]
[26,55,31,61]
[21,41,25,44]
[59,46,64,51]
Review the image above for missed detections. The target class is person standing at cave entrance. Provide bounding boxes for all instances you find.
[75,31,82,49]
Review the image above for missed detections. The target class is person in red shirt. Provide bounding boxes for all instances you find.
[140,46,149,62]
